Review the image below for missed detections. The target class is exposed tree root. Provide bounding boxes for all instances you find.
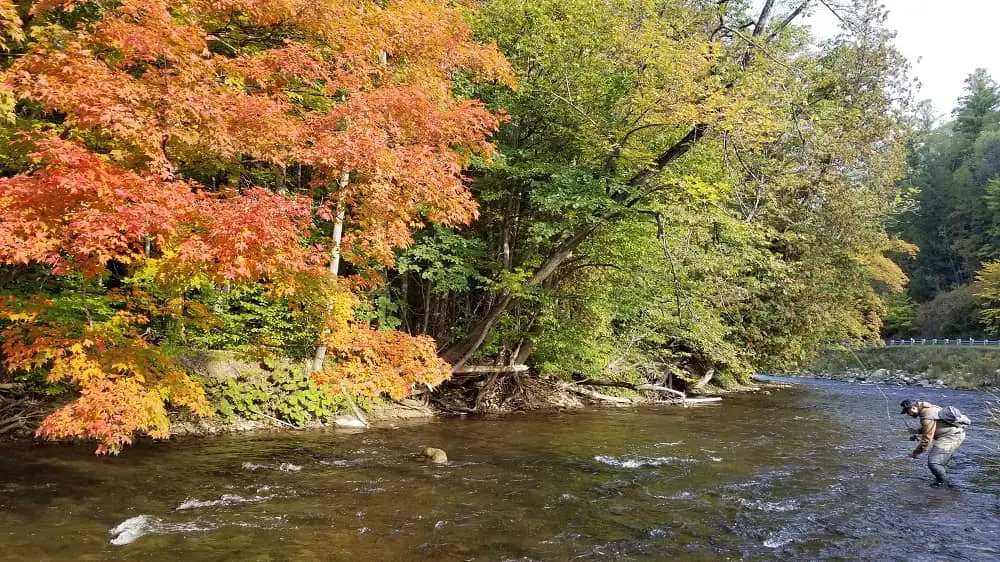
[0,389,50,438]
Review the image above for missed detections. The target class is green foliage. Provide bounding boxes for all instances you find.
[187,286,319,357]
[976,260,1000,335]
[396,225,488,294]
[898,69,1000,338]
[198,363,344,426]
[913,285,983,338]
[401,0,914,384]
[882,292,916,337]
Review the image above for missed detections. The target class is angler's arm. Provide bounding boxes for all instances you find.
[911,418,936,456]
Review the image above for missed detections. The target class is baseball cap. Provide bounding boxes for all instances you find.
[900,399,916,414]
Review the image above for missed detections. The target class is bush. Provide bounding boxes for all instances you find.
[913,285,983,337]
[197,362,346,427]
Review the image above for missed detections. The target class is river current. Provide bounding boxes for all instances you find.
[1,376,998,561]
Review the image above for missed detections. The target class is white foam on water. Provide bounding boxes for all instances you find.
[109,515,156,545]
[709,456,723,462]
[176,493,273,511]
[319,458,363,467]
[654,491,694,500]
[654,441,684,447]
[738,498,799,512]
[648,528,670,538]
[230,515,288,530]
[763,533,795,548]
[241,462,303,472]
[594,455,696,468]
[109,515,214,546]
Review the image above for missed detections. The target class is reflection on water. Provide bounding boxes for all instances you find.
[1,376,998,561]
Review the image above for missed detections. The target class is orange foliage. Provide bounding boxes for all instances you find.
[0,0,22,51]
[0,136,317,284]
[0,299,210,454]
[312,325,451,400]
[0,0,512,451]
[308,284,449,400]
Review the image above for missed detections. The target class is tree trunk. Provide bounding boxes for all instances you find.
[311,171,350,373]
[752,0,777,36]
[399,273,409,332]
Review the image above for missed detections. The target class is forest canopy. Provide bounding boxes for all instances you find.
[0,0,916,452]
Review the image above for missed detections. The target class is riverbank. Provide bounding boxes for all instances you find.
[1,364,774,449]
[169,371,746,436]
[794,346,1000,391]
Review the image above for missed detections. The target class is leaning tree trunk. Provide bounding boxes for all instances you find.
[437,0,807,371]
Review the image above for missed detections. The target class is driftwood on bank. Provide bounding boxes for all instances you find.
[573,378,724,408]
[691,368,715,390]
[655,397,722,406]
[577,379,686,400]
[559,383,633,404]
[451,364,529,375]
[0,393,48,437]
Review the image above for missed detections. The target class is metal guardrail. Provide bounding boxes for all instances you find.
[883,338,1000,346]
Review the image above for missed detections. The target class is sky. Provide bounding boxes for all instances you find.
[799,0,1000,119]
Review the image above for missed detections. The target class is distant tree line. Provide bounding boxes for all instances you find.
[890,69,1000,338]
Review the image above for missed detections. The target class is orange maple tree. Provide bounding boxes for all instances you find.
[0,0,512,452]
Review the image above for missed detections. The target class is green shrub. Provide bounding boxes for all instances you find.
[197,363,346,426]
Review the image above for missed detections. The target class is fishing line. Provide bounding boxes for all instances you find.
[846,346,914,433]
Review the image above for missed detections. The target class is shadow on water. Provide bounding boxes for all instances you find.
[1,376,999,561]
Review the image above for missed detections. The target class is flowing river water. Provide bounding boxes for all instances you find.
[2,376,1000,561]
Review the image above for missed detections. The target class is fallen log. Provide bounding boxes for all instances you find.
[655,397,722,406]
[451,364,529,375]
[578,379,686,400]
[685,397,722,405]
[559,383,632,404]
[634,383,686,400]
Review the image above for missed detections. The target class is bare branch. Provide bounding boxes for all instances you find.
[816,0,850,29]
[767,1,811,42]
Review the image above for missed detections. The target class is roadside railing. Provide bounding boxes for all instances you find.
[827,338,1000,349]
[883,338,1000,346]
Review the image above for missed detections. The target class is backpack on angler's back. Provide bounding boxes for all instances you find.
[936,406,972,427]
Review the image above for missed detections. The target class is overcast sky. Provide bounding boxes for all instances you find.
[800,0,999,118]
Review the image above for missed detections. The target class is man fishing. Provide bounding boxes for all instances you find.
[900,399,968,487]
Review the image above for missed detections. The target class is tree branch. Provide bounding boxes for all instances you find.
[625,123,709,190]
[767,1,811,42]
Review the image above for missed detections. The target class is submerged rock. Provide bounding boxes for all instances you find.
[423,447,448,464]
[333,416,368,428]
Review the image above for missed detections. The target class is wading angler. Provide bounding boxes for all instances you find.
[901,399,971,487]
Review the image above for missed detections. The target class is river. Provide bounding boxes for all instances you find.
[1,376,998,561]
